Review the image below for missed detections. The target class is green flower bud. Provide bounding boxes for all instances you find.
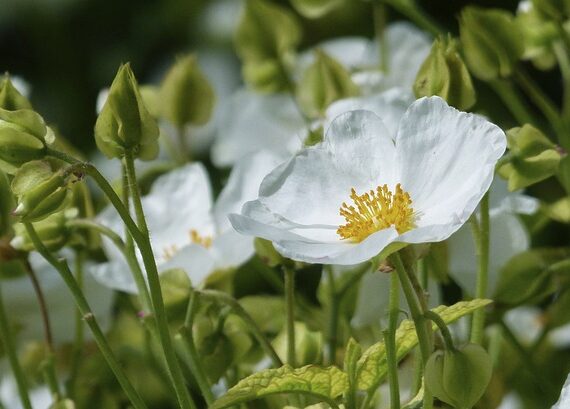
[459,7,524,80]
[273,322,323,365]
[0,108,52,174]
[160,54,215,128]
[414,35,476,110]
[235,0,301,91]
[516,4,559,70]
[297,50,359,118]
[425,343,492,409]
[498,124,563,190]
[0,75,32,110]
[0,170,13,235]
[11,209,74,252]
[95,63,160,160]
[11,160,72,222]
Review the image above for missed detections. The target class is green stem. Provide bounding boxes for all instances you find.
[382,0,442,36]
[325,266,339,365]
[384,271,400,409]
[23,222,147,409]
[424,310,455,351]
[553,40,570,117]
[0,281,33,409]
[514,67,565,140]
[373,2,389,72]
[24,259,54,352]
[66,250,86,398]
[197,289,283,367]
[284,265,296,367]
[488,79,539,126]
[123,151,195,409]
[471,193,489,345]
[390,253,433,409]
[179,291,214,405]
[41,353,61,401]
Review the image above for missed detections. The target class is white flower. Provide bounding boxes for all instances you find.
[0,375,51,409]
[1,251,113,344]
[91,151,282,293]
[211,23,430,168]
[448,177,538,296]
[297,22,431,94]
[211,89,306,167]
[230,96,506,265]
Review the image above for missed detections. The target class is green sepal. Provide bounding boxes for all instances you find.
[498,124,562,190]
[160,54,215,128]
[95,63,159,160]
[414,35,476,110]
[425,343,492,408]
[459,6,524,80]
[297,50,359,118]
[0,75,32,110]
[531,0,570,21]
[0,169,13,235]
[11,209,74,252]
[273,321,323,366]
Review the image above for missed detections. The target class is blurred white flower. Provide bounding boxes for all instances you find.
[0,375,51,409]
[297,22,431,94]
[211,89,306,167]
[230,97,506,265]
[1,251,113,345]
[91,151,282,293]
[448,177,538,296]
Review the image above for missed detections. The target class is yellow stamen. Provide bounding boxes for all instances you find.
[337,183,415,242]
[189,229,213,248]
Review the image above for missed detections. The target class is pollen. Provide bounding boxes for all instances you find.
[189,229,213,248]
[162,244,179,260]
[337,183,415,242]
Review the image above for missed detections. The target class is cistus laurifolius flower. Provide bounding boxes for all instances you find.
[95,63,159,160]
[230,96,506,265]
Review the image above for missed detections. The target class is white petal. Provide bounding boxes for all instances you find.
[211,89,305,167]
[3,252,114,345]
[161,244,216,286]
[488,177,539,216]
[214,150,283,233]
[383,22,432,90]
[448,212,530,295]
[90,260,140,294]
[504,306,543,344]
[396,97,506,239]
[325,88,414,138]
[144,163,216,265]
[252,110,397,228]
[210,229,255,270]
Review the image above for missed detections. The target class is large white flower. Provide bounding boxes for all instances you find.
[230,96,506,265]
[1,251,113,344]
[553,372,570,409]
[91,151,282,293]
[0,375,51,409]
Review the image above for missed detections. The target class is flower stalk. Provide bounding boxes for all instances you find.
[284,265,297,367]
[384,270,401,409]
[470,193,489,345]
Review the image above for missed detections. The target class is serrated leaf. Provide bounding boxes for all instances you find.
[211,365,348,409]
[355,299,492,391]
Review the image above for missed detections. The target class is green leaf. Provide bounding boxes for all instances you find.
[356,299,492,391]
[289,0,344,18]
[493,248,570,305]
[211,365,348,409]
[0,75,32,110]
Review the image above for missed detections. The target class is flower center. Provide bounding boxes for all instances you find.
[189,229,213,248]
[337,183,415,242]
